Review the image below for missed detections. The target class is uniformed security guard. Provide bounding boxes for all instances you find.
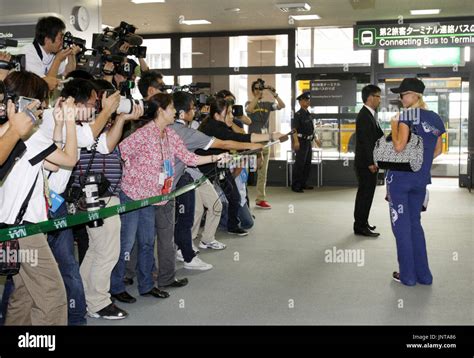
[291,91,315,193]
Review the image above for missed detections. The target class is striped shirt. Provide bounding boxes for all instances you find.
[70,147,122,196]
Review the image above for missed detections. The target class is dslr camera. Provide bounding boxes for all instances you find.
[62,31,86,52]
[0,83,38,125]
[224,98,244,118]
[94,89,157,120]
[254,78,267,91]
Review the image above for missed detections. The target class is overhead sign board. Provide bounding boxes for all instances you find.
[310,80,357,106]
[354,20,474,50]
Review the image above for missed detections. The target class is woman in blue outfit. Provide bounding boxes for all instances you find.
[387,78,445,286]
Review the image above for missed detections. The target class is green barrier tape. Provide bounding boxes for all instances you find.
[0,176,207,242]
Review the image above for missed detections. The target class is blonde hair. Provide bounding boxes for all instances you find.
[410,93,428,110]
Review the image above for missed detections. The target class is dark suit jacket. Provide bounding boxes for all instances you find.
[354,106,384,169]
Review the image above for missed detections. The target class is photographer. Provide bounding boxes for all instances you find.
[246,79,286,210]
[69,79,142,317]
[114,23,149,74]
[99,24,149,96]
[216,89,252,130]
[39,78,124,322]
[138,70,165,99]
[110,93,229,302]
[119,70,165,284]
[215,89,255,230]
[0,71,78,325]
[23,16,81,91]
[197,97,287,236]
[171,91,263,270]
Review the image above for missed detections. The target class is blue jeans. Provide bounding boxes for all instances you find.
[47,201,87,325]
[219,202,254,231]
[238,203,254,230]
[174,173,196,263]
[111,192,156,295]
[387,174,432,286]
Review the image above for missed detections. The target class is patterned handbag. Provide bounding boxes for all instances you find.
[373,123,424,172]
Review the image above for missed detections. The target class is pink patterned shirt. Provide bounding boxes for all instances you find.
[119,122,199,205]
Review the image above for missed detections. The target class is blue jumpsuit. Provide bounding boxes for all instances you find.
[386,109,445,286]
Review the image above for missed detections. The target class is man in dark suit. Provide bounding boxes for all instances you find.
[353,85,384,237]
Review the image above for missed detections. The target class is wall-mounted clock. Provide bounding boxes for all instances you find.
[72,6,90,32]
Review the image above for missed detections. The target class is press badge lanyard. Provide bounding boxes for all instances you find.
[158,131,174,194]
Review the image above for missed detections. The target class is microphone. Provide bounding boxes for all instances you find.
[124,34,143,46]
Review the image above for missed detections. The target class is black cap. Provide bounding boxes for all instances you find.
[390,78,425,94]
[296,91,311,101]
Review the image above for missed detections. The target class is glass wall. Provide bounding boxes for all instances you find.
[174,74,292,160]
[142,38,171,69]
[296,27,371,67]
[181,35,288,68]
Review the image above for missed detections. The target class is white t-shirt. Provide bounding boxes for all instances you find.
[39,108,109,193]
[23,42,67,78]
[0,130,57,224]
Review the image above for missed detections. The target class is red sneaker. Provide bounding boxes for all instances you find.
[255,200,272,209]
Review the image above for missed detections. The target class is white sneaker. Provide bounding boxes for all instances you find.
[199,240,226,250]
[176,249,184,262]
[184,256,213,271]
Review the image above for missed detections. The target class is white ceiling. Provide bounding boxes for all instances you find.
[102,0,474,35]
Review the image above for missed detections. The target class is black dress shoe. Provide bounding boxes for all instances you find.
[291,187,304,193]
[111,291,136,304]
[367,223,376,231]
[354,228,380,237]
[161,278,189,288]
[140,287,170,299]
[303,185,314,190]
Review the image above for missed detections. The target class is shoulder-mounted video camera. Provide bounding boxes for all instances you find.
[0,39,25,72]
[75,21,146,78]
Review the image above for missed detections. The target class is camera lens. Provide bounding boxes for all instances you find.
[83,174,104,228]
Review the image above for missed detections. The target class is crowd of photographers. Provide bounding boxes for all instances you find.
[0,16,288,325]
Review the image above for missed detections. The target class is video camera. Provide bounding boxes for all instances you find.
[76,50,125,77]
[76,21,146,78]
[0,39,25,72]
[168,82,212,119]
[163,82,211,108]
